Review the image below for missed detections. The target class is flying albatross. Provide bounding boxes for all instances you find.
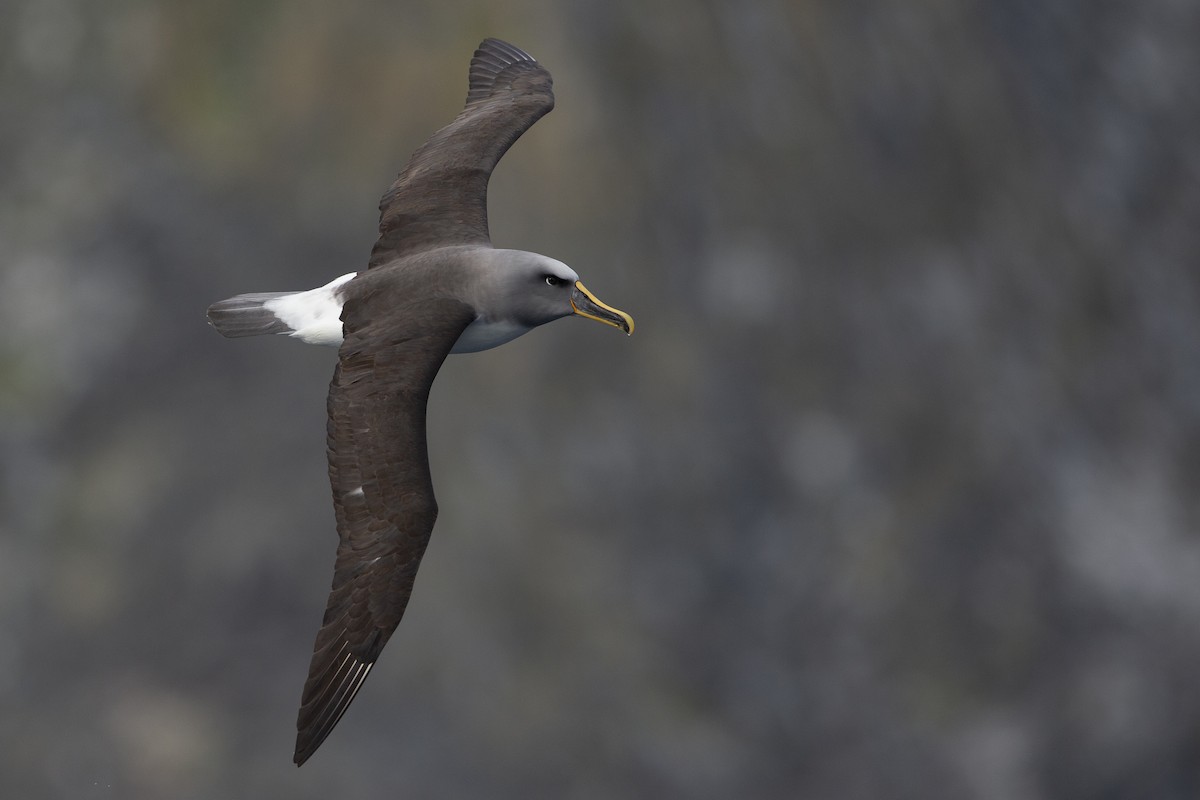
[207,38,633,765]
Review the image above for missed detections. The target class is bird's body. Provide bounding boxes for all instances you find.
[207,39,632,766]
[213,247,590,352]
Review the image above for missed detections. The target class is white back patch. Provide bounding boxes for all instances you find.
[265,272,356,347]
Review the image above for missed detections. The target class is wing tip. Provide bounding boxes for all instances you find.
[293,625,390,766]
[294,655,376,766]
[466,38,546,107]
[477,37,535,65]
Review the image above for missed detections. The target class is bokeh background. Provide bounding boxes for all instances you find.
[4,1,1200,797]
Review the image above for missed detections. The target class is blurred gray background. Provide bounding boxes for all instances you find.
[3,1,1200,797]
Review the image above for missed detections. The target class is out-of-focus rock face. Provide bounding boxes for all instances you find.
[3,2,1199,798]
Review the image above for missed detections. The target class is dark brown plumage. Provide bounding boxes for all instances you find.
[368,39,554,265]
[207,38,633,768]
[294,287,474,766]
[296,39,554,765]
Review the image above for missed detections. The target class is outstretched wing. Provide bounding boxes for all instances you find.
[367,39,555,266]
[294,292,475,766]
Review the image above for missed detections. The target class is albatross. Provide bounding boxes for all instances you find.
[206,38,633,766]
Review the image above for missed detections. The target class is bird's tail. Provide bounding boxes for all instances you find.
[206,292,297,338]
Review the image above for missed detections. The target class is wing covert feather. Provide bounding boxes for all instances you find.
[293,295,475,765]
[367,39,554,266]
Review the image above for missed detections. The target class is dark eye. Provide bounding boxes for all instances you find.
[544,275,564,287]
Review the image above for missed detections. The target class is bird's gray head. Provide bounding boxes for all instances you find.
[479,249,634,334]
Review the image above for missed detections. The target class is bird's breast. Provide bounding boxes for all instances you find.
[450,316,532,353]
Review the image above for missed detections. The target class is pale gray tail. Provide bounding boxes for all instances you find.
[207,292,296,338]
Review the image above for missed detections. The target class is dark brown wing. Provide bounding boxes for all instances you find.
[293,292,475,766]
[367,39,555,266]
